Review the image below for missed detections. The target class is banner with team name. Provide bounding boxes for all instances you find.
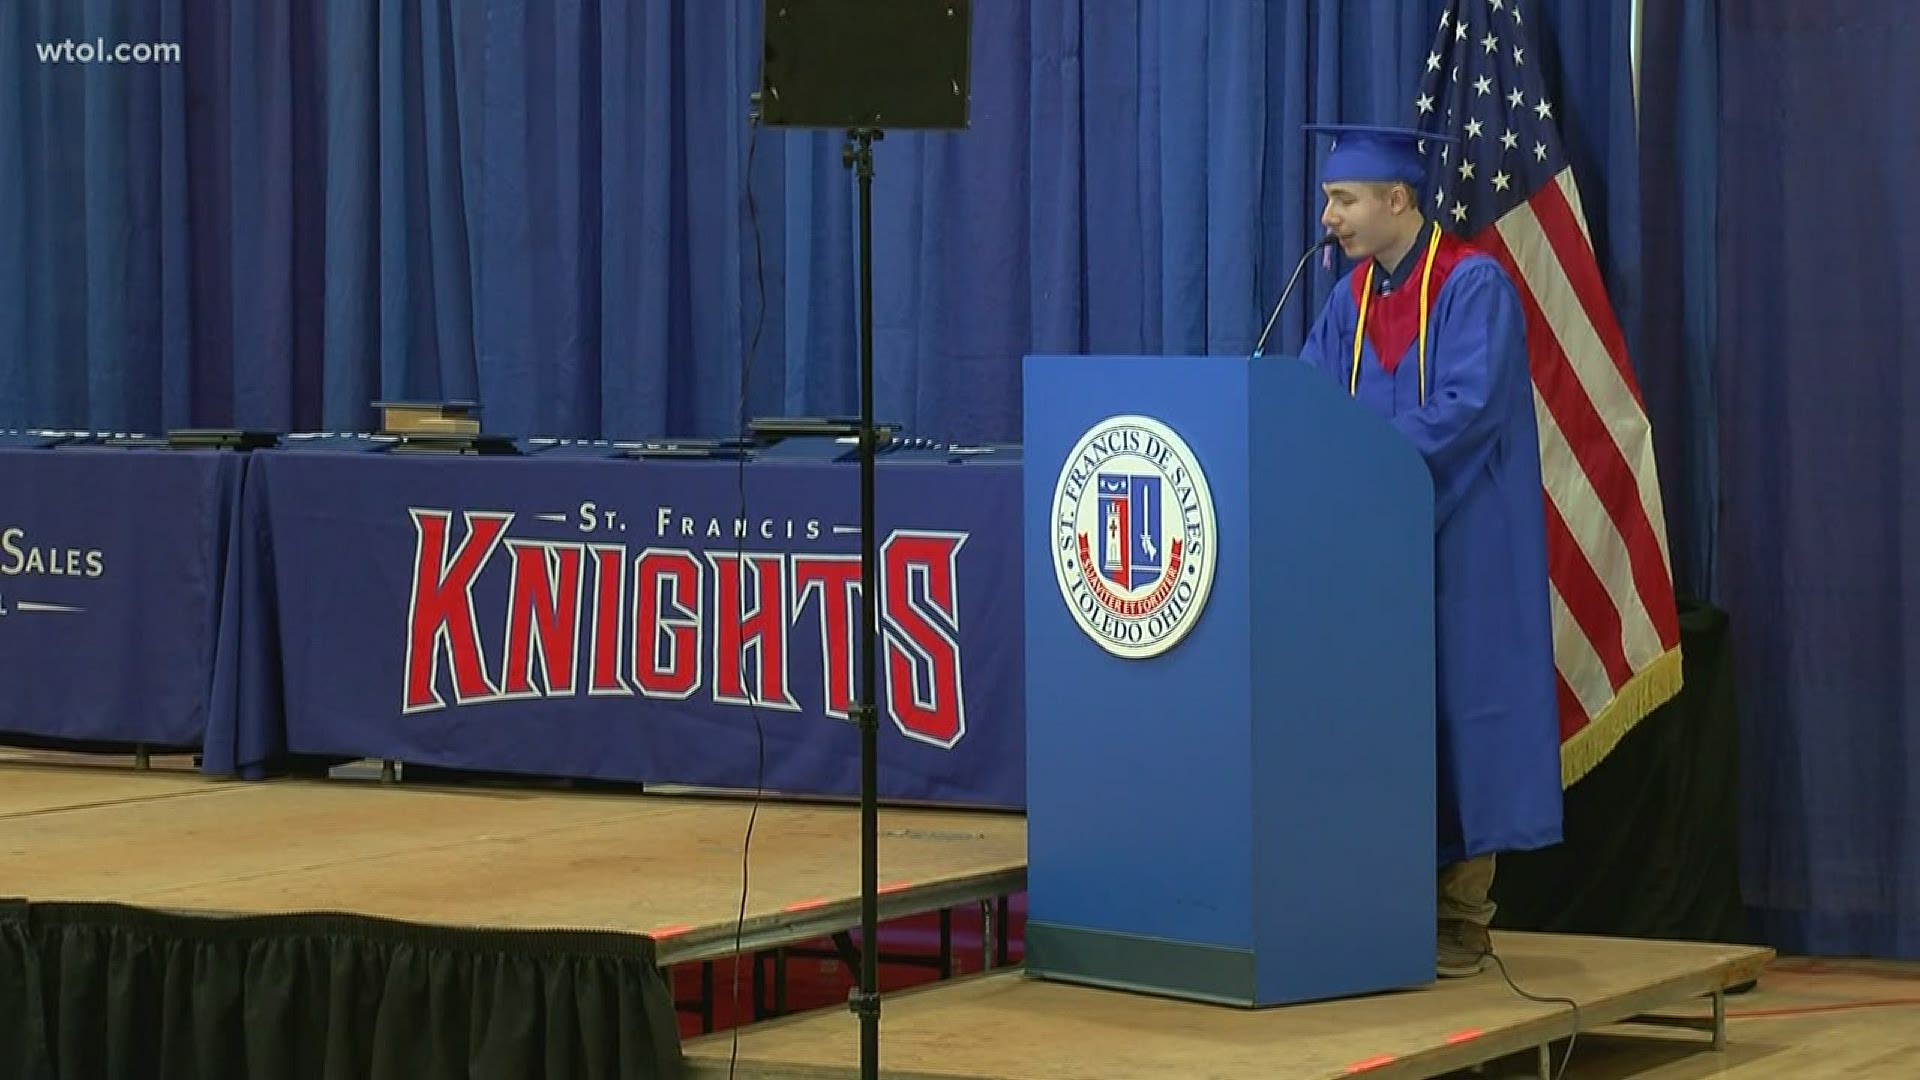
[0,448,242,747]
[209,449,1025,807]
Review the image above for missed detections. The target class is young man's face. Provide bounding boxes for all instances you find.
[1320,182,1410,262]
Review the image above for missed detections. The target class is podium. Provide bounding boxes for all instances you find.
[1021,354,1437,1007]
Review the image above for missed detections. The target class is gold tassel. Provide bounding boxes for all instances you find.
[1559,645,1685,788]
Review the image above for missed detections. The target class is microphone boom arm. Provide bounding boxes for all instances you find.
[1251,236,1339,359]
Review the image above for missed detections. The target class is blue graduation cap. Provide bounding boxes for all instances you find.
[1304,124,1456,189]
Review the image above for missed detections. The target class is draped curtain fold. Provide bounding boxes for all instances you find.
[4,1,1471,441]
[1713,0,1920,959]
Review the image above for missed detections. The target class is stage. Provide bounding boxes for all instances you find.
[684,934,1773,1080]
[6,754,1816,1080]
[1,757,1024,962]
[0,754,1024,1077]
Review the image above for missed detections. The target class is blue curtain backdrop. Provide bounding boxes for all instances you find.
[1714,0,1920,959]
[2,0,1640,445]
[1638,0,1721,604]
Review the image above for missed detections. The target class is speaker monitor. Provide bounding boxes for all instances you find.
[759,0,972,130]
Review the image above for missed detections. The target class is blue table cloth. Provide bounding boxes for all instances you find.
[0,447,245,748]
[204,447,1026,806]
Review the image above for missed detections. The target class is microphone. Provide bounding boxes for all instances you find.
[1250,234,1341,359]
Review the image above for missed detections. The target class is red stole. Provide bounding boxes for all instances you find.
[1348,230,1478,376]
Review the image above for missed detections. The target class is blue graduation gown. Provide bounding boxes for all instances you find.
[1298,238,1562,867]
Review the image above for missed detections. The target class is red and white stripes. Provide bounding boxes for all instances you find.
[1473,168,1683,783]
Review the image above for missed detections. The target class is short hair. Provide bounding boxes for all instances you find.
[1370,181,1421,212]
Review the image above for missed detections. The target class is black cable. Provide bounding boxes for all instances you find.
[1486,946,1581,1080]
[727,97,769,1080]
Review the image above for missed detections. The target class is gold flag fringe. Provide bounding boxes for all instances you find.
[1560,645,1685,788]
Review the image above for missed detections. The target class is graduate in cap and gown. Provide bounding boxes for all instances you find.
[1295,124,1562,979]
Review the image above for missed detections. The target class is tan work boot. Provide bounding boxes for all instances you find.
[1437,918,1490,978]
[1436,854,1497,978]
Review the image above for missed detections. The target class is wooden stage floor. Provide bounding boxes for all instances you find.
[0,756,1025,966]
[684,933,1776,1080]
[17,754,1917,1078]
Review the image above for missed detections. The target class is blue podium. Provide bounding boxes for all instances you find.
[1021,353,1438,1006]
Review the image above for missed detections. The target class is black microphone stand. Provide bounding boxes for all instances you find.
[750,13,970,1074]
[737,118,887,1080]
[1251,236,1339,358]
[739,120,890,1080]
[841,125,884,1080]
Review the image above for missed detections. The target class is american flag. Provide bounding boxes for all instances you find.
[1419,0,1681,785]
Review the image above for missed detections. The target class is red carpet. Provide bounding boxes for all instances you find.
[670,893,1027,1037]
